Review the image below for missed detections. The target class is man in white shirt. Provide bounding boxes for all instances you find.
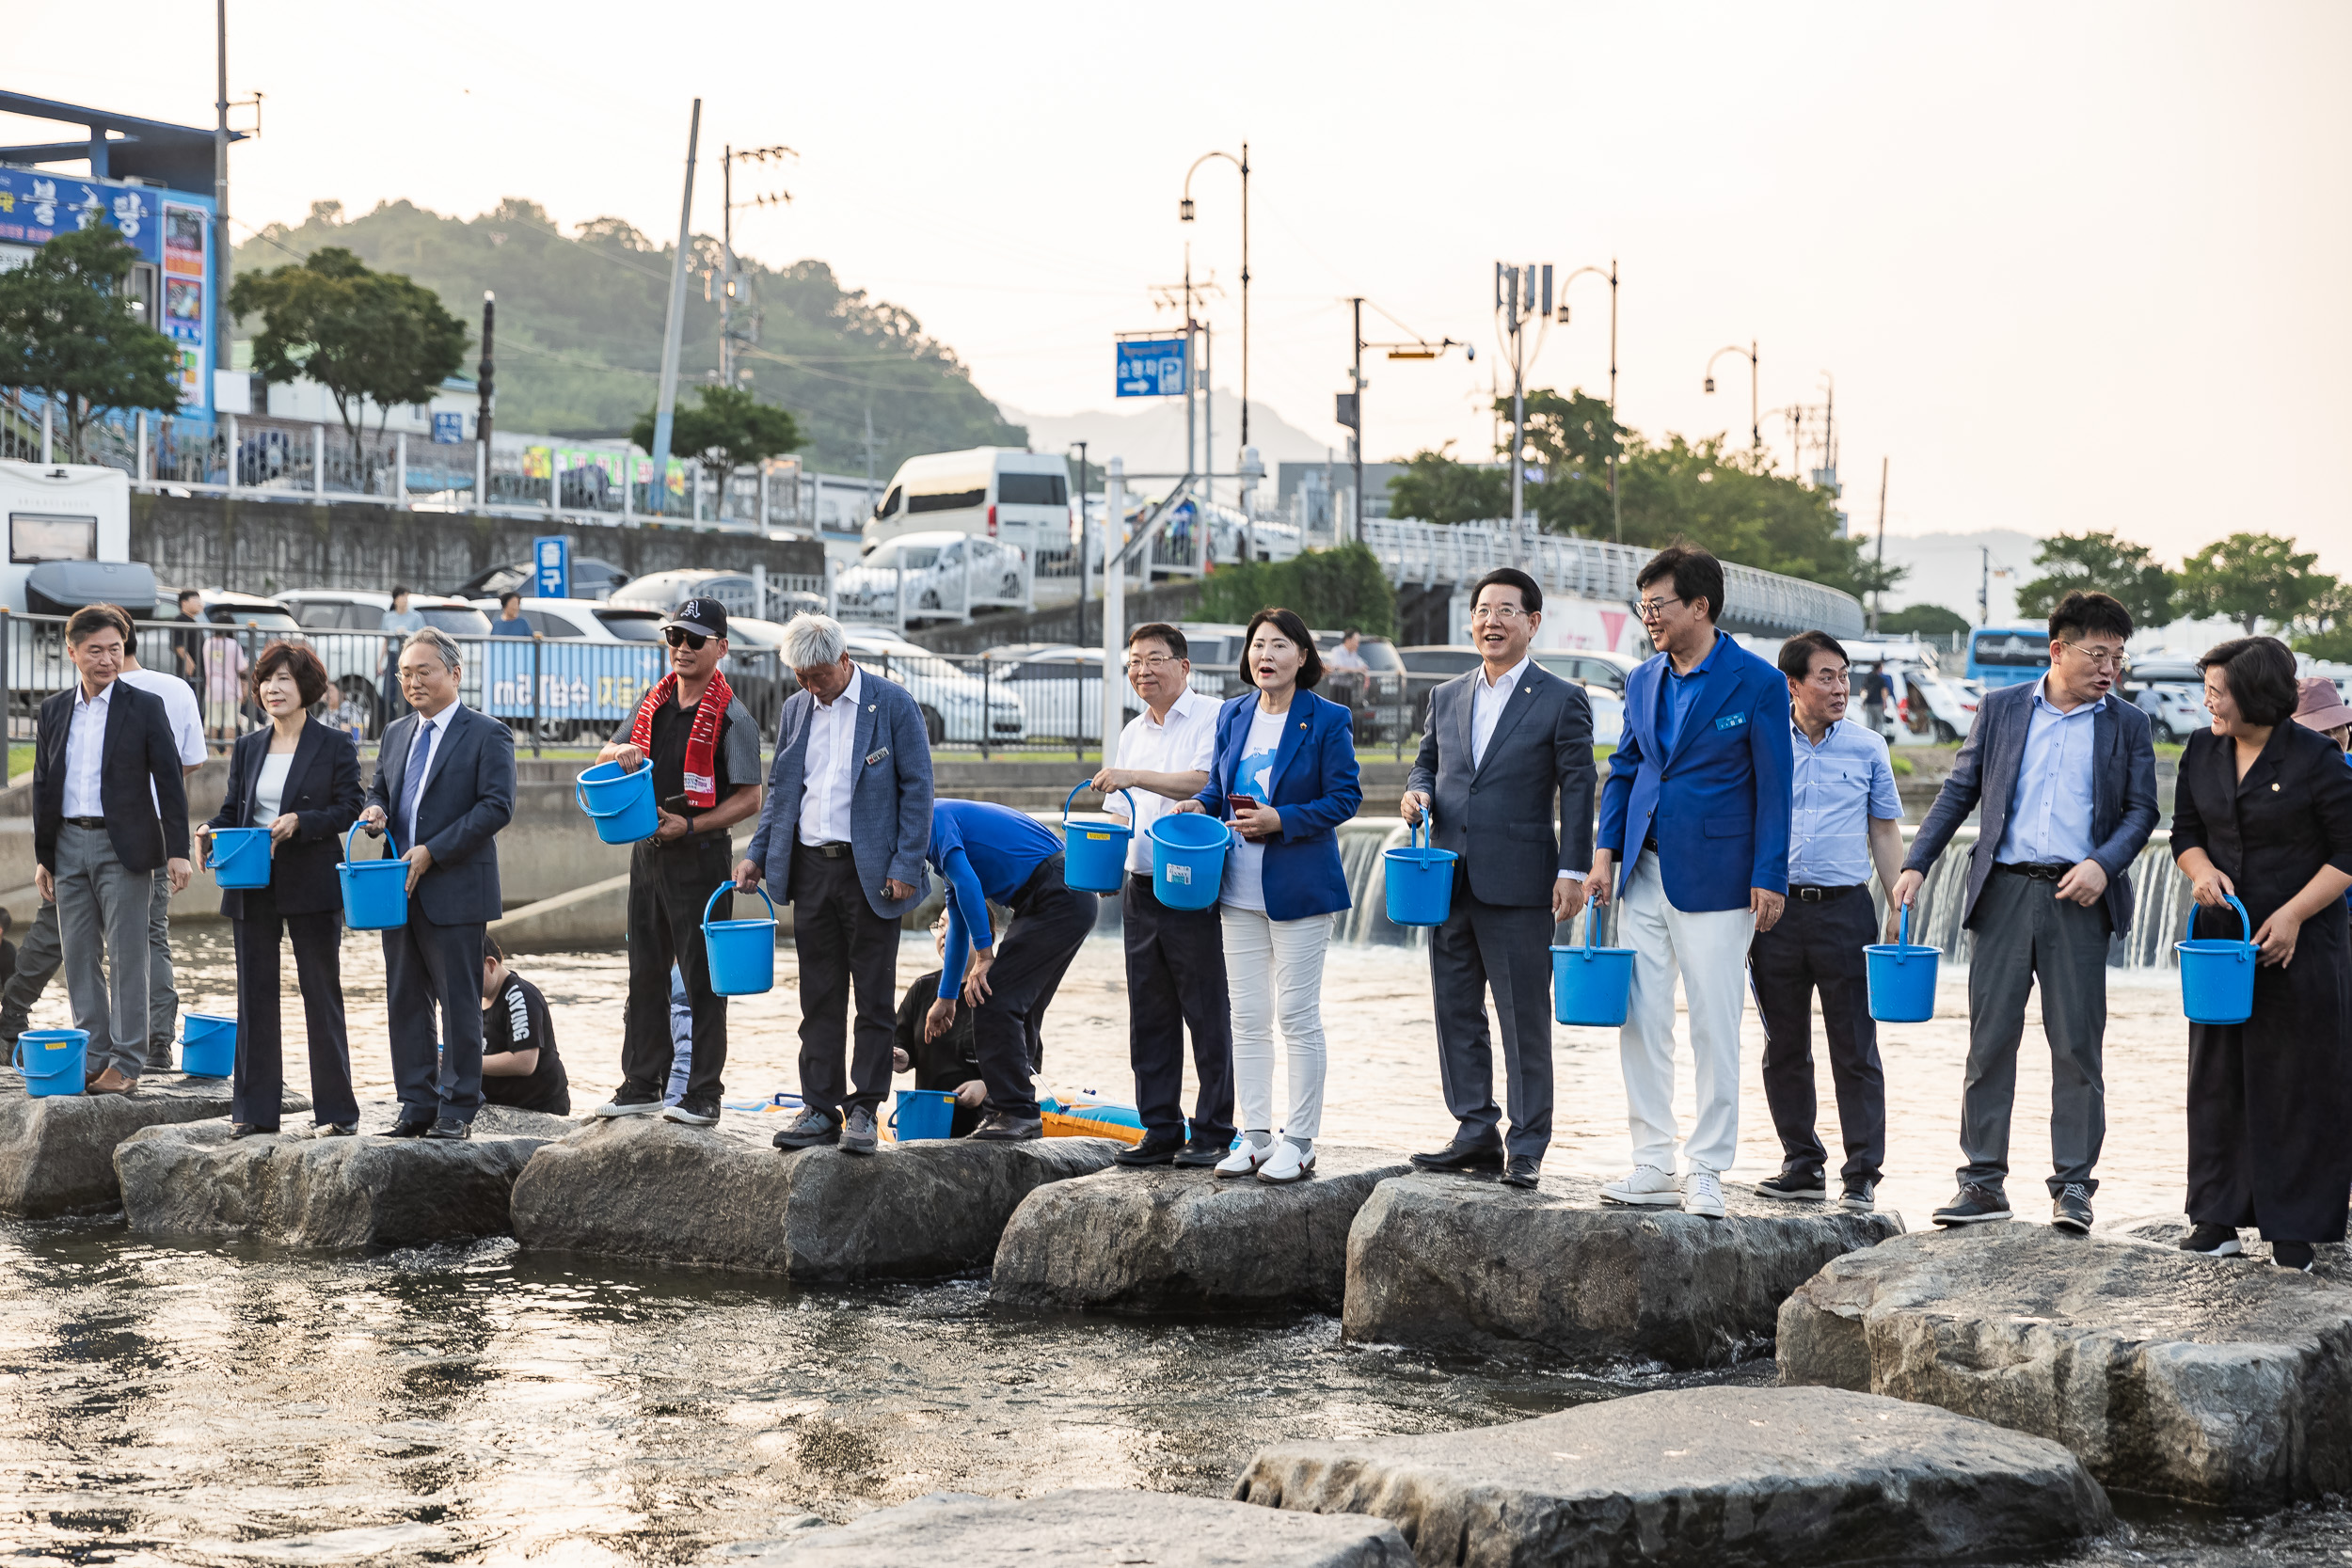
[1089,623,1227,1167]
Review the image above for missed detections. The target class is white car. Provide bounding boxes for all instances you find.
[983,645,1170,744]
[276,590,493,729]
[841,630,1027,746]
[2131,678,2211,743]
[834,531,1028,626]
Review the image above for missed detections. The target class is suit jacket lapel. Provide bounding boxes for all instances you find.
[286,718,329,810]
[1473,673,1543,781]
[1266,695,1312,795]
[850,689,881,800]
[384,714,415,818]
[1450,675,1476,777]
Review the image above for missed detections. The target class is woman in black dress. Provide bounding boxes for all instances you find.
[2170,637,2352,1272]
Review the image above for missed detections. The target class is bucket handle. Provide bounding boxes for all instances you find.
[1896,903,1912,960]
[2181,892,2252,952]
[1407,814,1431,854]
[704,881,778,931]
[343,820,400,863]
[1581,892,1604,961]
[1063,780,1138,833]
[577,762,648,819]
[202,826,264,872]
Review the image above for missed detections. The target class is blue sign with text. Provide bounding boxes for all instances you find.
[532,535,570,599]
[1116,337,1188,398]
[432,412,465,445]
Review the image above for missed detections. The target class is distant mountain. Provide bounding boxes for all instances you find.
[1003,388,1340,480]
[231,198,1023,473]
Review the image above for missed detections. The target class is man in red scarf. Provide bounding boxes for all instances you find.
[589,597,765,1126]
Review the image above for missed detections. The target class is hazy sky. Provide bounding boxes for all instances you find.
[13,1,2346,572]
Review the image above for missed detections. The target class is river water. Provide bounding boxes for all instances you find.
[3,927,2346,1563]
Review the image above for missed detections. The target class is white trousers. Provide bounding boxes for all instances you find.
[1617,849,1755,1174]
[1221,907,1332,1142]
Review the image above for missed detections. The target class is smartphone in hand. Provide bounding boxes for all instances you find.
[1227,794,1262,814]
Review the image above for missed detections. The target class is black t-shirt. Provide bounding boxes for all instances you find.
[893,969,979,1089]
[616,693,761,818]
[482,973,570,1114]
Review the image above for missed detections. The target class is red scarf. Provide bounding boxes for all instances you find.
[629,671,733,808]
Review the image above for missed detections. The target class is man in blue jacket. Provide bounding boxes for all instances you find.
[1591,547,1792,1218]
[741,615,933,1156]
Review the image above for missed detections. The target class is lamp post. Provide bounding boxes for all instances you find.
[1181,146,1248,463]
[1704,341,1759,453]
[1069,439,1089,647]
[1556,261,1619,541]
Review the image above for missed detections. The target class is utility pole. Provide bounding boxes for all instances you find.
[1871,456,1888,632]
[476,292,495,446]
[1979,545,1992,627]
[718,141,793,391]
[213,0,231,371]
[1496,262,1553,534]
[1608,259,1619,542]
[646,98,702,521]
[1351,297,1364,545]
[862,404,878,514]
[1070,440,1089,648]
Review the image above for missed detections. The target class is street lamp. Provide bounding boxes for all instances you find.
[1704,341,1759,452]
[1181,146,1249,459]
[1556,261,1619,541]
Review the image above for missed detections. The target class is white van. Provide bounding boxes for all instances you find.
[0,461,153,615]
[863,448,1071,564]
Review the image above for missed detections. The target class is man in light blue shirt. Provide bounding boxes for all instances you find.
[1752,631,1906,1210]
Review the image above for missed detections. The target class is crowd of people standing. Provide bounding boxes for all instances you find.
[12,546,2344,1268]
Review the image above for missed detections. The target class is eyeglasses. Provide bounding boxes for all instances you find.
[2058,643,2124,670]
[1470,604,1528,623]
[1123,655,1179,673]
[1635,594,1684,622]
[663,627,709,651]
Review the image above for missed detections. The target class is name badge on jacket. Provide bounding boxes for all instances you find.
[865,746,890,766]
[1714,711,1747,732]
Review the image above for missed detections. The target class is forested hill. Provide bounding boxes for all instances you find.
[232,198,1024,473]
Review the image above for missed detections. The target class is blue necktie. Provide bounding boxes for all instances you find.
[399,719,433,844]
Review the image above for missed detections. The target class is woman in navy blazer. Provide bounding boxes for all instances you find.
[1176,607,1361,1183]
[196,641,365,1136]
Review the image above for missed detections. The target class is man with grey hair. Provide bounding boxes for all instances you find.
[359,626,516,1139]
[739,613,934,1154]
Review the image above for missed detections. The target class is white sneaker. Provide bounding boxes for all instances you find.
[1683,1168,1726,1218]
[1600,1164,1682,1207]
[1215,1132,1274,1178]
[1256,1140,1316,1184]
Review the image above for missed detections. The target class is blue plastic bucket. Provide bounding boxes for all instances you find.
[2178,894,2257,1026]
[1865,905,1942,1023]
[1150,812,1232,911]
[1383,817,1458,927]
[576,760,659,845]
[16,1029,88,1097]
[205,826,273,890]
[1060,782,1137,894]
[891,1088,958,1141]
[703,883,778,996]
[182,1013,236,1078]
[338,822,409,931]
[1552,899,1637,1026]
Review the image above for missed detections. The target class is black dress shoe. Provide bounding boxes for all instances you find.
[227,1122,277,1139]
[382,1117,435,1139]
[1501,1155,1541,1190]
[425,1118,471,1141]
[1114,1132,1184,1167]
[1409,1138,1505,1173]
[1171,1139,1231,1168]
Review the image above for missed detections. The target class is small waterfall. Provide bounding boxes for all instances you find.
[1334,818,1612,951]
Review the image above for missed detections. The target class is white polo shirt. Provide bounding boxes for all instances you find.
[1112,685,1216,874]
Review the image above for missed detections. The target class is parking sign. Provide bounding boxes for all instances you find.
[533,536,570,599]
[1115,337,1188,398]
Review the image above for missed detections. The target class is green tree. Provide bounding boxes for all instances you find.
[2293,579,2352,662]
[0,226,182,460]
[2176,532,2337,635]
[1616,434,1868,599]
[1515,387,1622,537]
[628,384,802,487]
[2013,531,2176,628]
[229,245,468,477]
[1386,444,1507,524]
[1878,603,1972,639]
[1196,542,1397,640]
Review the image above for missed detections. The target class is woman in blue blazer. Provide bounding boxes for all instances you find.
[195,641,365,1137]
[1176,607,1362,1184]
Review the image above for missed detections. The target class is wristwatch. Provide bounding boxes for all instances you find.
[681,812,699,837]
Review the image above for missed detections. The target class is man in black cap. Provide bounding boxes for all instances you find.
[588,597,765,1127]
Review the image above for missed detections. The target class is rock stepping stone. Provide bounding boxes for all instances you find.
[1234,1386,2109,1568]
[2105,1211,2352,1286]
[1343,1171,1901,1366]
[114,1101,573,1249]
[1777,1224,2352,1504]
[510,1116,1121,1282]
[0,1074,309,1218]
[993,1146,1415,1315]
[717,1489,1410,1566]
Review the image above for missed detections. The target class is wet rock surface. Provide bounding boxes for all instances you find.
[716,1489,1411,1566]
[1776,1224,2352,1504]
[1343,1171,1902,1366]
[1233,1384,2110,1568]
[114,1101,572,1249]
[0,1074,309,1218]
[992,1146,1414,1315]
[510,1116,1122,1281]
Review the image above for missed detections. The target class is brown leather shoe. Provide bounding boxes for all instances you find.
[84,1067,135,1095]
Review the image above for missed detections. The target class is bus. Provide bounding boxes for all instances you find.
[1966,625,2051,688]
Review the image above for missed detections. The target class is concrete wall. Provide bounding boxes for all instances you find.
[130,493,824,599]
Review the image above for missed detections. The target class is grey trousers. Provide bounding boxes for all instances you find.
[1960,868,2109,1197]
[55,825,154,1081]
[3,881,176,1065]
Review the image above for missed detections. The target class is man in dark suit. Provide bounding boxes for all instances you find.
[1894,590,2157,1234]
[32,606,192,1094]
[359,627,516,1139]
[1590,546,1793,1220]
[1402,566,1597,1189]
[739,614,934,1155]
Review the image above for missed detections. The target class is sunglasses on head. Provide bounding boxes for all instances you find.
[663,627,708,650]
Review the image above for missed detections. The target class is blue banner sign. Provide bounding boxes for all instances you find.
[0,169,164,261]
[481,640,664,725]
[432,412,465,445]
[1116,337,1188,398]
[532,535,570,598]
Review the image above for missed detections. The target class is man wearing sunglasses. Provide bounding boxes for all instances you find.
[589,597,765,1128]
